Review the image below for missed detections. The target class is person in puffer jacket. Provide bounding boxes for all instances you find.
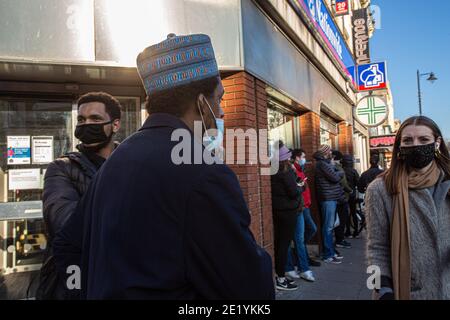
[36,92,121,300]
[313,145,344,264]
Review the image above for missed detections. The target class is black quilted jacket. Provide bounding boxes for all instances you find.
[42,152,98,242]
[36,151,98,300]
[313,152,345,202]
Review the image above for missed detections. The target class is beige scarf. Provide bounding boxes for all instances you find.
[391,161,441,300]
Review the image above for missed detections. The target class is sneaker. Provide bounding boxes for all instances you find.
[336,240,352,249]
[285,270,300,279]
[276,277,298,291]
[308,258,322,267]
[334,249,344,258]
[323,257,342,264]
[286,277,295,285]
[343,240,352,246]
[353,233,361,239]
[300,270,316,282]
[334,252,344,260]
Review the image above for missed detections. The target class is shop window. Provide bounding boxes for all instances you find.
[0,98,73,272]
[369,127,379,137]
[0,95,142,296]
[320,115,338,149]
[383,125,392,135]
[7,219,47,267]
[267,106,301,155]
[0,99,73,203]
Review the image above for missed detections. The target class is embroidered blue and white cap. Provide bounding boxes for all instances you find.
[136,33,220,95]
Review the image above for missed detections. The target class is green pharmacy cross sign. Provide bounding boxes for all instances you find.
[355,96,389,127]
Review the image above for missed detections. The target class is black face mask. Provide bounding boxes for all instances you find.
[399,142,436,169]
[75,121,114,148]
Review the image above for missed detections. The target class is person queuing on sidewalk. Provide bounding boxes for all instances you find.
[271,142,304,291]
[271,141,304,290]
[36,92,122,300]
[342,155,360,239]
[357,153,383,194]
[313,145,345,264]
[366,116,450,300]
[285,148,320,283]
[331,150,353,250]
[53,34,275,300]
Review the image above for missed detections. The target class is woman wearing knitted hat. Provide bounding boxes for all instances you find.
[366,116,450,300]
[271,142,304,290]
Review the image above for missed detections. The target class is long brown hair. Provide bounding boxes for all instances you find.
[279,160,292,173]
[384,116,450,195]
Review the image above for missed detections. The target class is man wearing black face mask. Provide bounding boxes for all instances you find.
[36,92,121,300]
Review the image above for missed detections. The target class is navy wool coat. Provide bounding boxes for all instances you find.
[53,113,274,300]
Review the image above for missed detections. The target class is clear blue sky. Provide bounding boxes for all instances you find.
[370,0,450,140]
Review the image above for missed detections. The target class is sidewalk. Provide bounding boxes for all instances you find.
[276,234,372,300]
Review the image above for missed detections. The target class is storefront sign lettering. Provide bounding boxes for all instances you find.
[296,0,356,82]
[352,8,370,65]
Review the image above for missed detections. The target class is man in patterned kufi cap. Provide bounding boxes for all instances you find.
[53,34,275,300]
[136,33,224,140]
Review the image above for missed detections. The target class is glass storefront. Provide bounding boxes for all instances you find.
[0,95,142,277]
[267,98,300,151]
[320,114,338,150]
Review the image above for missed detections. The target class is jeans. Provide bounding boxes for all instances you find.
[286,208,318,273]
[320,200,337,259]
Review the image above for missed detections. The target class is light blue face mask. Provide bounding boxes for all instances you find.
[299,158,306,167]
[199,97,224,152]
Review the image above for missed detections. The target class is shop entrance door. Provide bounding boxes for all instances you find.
[0,98,73,274]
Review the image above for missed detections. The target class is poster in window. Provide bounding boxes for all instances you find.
[7,136,31,165]
[32,136,54,164]
[8,169,41,190]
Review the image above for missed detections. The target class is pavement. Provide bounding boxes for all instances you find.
[276,232,372,300]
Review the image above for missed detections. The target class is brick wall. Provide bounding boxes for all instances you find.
[221,74,355,259]
[299,112,322,246]
[221,71,274,259]
[338,122,354,155]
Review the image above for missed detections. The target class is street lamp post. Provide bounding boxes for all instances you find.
[417,70,438,116]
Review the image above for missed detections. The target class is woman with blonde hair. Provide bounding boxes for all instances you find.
[366,116,450,300]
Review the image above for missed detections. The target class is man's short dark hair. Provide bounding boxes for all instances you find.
[77,92,122,121]
[291,148,306,160]
[370,153,380,166]
[145,76,220,117]
[332,150,343,161]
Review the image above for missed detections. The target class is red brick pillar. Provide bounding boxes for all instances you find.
[221,71,274,259]
[299,112,321,159]
[299,112,322,248]
[338,122,354,155]
[255,79,274,255]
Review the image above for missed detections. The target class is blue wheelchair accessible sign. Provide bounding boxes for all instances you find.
[357,62,388,91]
